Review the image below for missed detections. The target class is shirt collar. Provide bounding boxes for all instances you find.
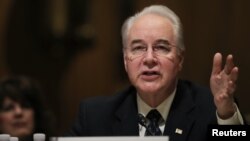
[137,88,176,122]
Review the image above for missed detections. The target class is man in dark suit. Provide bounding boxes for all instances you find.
[66,5,244,141]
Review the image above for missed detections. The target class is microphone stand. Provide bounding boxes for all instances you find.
[138,113,155,136]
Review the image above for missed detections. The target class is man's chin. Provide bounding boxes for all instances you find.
[137,85,161,94]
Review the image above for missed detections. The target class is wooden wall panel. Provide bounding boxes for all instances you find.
[1,0,250,134]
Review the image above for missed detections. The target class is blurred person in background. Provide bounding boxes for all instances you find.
[0,75,56,141]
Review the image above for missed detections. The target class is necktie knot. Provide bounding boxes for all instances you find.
[146,109,162,123]
[145,109,163,136]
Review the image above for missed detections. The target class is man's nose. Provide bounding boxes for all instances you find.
[145,47,155,57]
[143,48,157,67]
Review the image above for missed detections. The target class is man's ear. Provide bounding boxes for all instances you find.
[179,56,184,71]
[178,51,185,71]
[124,54,128,72]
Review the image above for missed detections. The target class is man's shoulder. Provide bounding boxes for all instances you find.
[177,79,213,103]
[79,85,136,111]
[178,79,211,93]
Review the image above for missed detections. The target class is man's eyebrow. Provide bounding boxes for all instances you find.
[154,39,170,45]
[130,39,143,45]
[129,39,170,46]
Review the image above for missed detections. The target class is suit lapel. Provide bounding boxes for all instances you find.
[112,87,139,136]
[163,81,196,141]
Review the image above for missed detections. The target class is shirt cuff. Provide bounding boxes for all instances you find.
[216,103,244,125]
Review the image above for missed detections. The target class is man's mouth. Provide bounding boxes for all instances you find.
[141,71,160,81]
[142,71,159,75]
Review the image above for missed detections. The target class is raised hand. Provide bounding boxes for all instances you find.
[210,53,239,119]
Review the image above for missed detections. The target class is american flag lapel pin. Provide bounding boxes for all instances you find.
[175,128,183,134]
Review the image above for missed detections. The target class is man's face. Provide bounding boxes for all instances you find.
[124,14,183,95]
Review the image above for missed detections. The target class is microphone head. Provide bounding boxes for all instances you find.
[0,134,10,141]
[138,113,149,127]
[33,133,46,141]
[10,137,18,141]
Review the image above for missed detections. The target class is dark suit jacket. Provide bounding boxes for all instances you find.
[66,80,219,141]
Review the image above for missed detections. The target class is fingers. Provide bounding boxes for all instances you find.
[224,55,239,94]
[212,53,238,77]
[224,54,235,74]
[230,67,239,82]
[212,52,222,75]
[228,80,236,95]
[224,54,239,82]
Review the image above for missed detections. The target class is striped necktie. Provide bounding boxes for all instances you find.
[145,109,162,136]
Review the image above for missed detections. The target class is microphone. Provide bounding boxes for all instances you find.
[10,137,18,141]
[138,113,154,135]
[0,134,10,141]
[33,133,46,141]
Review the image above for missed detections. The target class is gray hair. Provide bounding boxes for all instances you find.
[121,5,185,52]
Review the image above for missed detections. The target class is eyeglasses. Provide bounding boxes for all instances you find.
[125,40,176,60]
